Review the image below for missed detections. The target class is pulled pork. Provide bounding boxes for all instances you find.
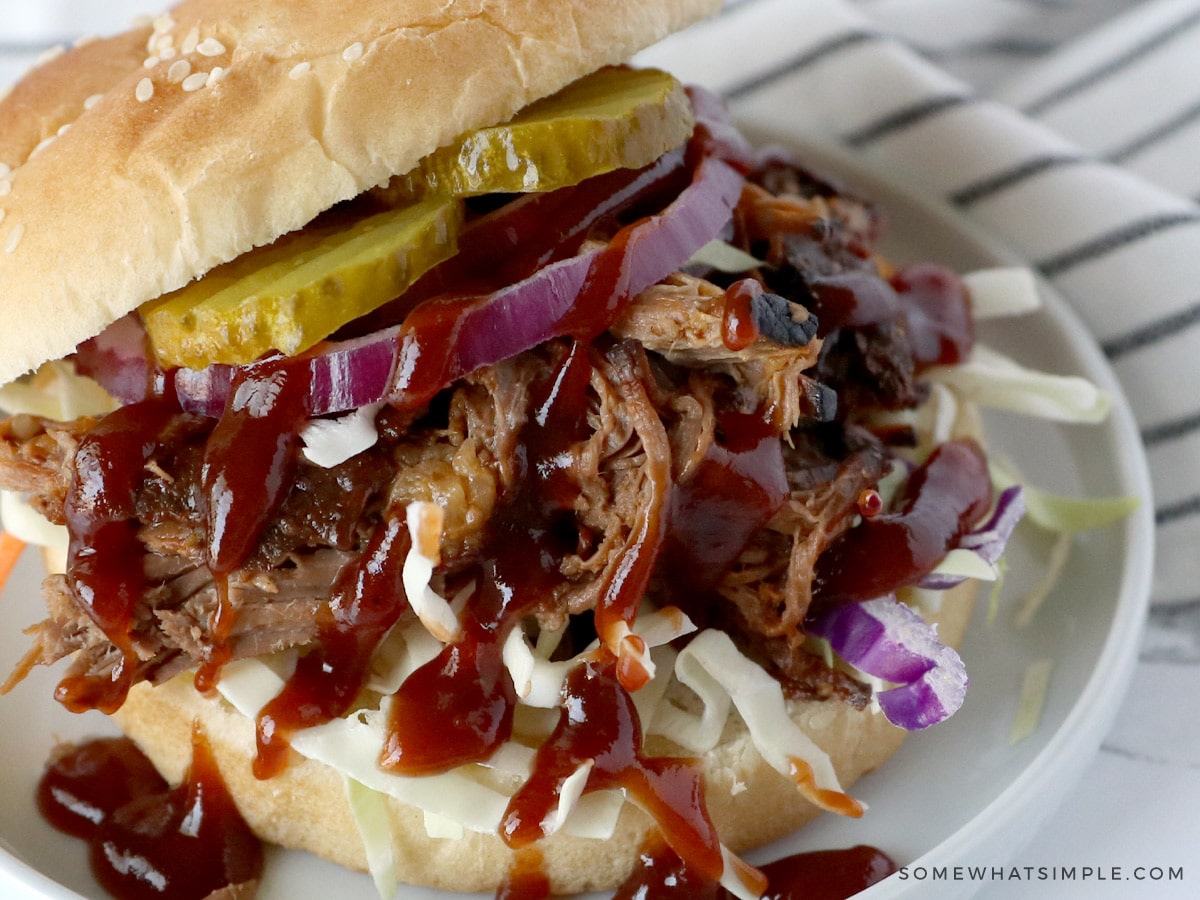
[0,155,940,709]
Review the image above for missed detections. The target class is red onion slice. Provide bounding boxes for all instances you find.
[73,313,159,405]
[807,596,968,730]
[174,154,744,418]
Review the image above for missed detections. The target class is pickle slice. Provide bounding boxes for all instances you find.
[381,66,694,201]
[141,68,687,370]
[141,197,462,369]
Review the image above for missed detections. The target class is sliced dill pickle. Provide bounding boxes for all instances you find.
[141,197,462,369]
[381,66,693,202]
[140,68,686,370]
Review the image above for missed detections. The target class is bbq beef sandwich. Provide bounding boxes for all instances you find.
[0,0,1030,896]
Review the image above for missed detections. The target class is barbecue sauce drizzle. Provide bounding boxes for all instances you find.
[812,438,992,609]
[253,514,412,779]
[612,832,897,900]
[381,339,594,774]
[502,658,726,883]
[37,729,264,900]
[196,359,313,692]
[59,392,182,713]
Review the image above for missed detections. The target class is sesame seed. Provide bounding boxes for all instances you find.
[5,223,24,254]
[197,38,226,57]
[0,163,11,178]
[57,123,71,137]
[342,42,364,62]
[0,182,10,197]
[30,136,55,159]
[288,61,311,79]
[181,26,200,56]
[136,78,154,102]
[84,93,104,110]
[159,46,177,60]
[153,14,175,33]
[143,55,159,69]
[206,67,226,88]
[181,72,208,92]
[167,59,191,83]
[73,34,98,48]
[35,45,65,66]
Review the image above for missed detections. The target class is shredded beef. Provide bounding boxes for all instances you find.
[0,414,93,524]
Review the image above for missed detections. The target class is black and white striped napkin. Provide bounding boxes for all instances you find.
[642,0,1200,609]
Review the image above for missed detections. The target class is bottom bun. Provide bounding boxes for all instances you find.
[113,581,975,895]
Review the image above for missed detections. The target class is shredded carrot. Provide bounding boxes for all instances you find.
[0,530,27,593]
[726,852,769,899]
[788,756,866,818]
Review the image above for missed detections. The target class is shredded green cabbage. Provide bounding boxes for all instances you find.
[0,360,117,420]
[926,345,1111,423]
[962,267,1043,320]
[686,239,765,273]
[991,463,1139,533]
[1010,658,1055,745]
[344,777,398,900]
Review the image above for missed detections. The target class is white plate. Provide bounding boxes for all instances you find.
[0,138,1154,900]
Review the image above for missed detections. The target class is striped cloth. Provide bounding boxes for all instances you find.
[641,0,1200,609]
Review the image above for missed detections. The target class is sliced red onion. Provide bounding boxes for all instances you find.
[391,155,744,409]
[174,154,744,417]
[686,85,757,171]
[174,364,234,417]
[73,313,158,405]
[919,484,1026,591]
[174,327,401,418]
[807,596,967,730]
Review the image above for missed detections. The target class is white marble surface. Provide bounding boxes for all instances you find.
[0,2,1197,899]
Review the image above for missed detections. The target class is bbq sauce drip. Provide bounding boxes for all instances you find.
[58,394,182,714]
[613,833,896,900]
[496,848,552,900]
[721,278,762,351]
[381,341,594,775]
[812,437,992,608]
[381,148,691,412]
[196,359,313,692]
[37,730,264,900]
[589,341,672,686]
[803,263,973,369]
[892,263,974,370]
[253,515,413,779]
[757,845,898,900]
[501,659,725,884]
[661,409,789,600]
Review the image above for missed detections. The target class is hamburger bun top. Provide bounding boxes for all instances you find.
[0,0,721,386]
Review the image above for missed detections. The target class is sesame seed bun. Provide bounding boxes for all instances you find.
[0,0,721,386]
[111,579,977,895]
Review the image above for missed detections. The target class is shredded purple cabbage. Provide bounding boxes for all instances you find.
[919,484,1025,591]
[807,596,968,730]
